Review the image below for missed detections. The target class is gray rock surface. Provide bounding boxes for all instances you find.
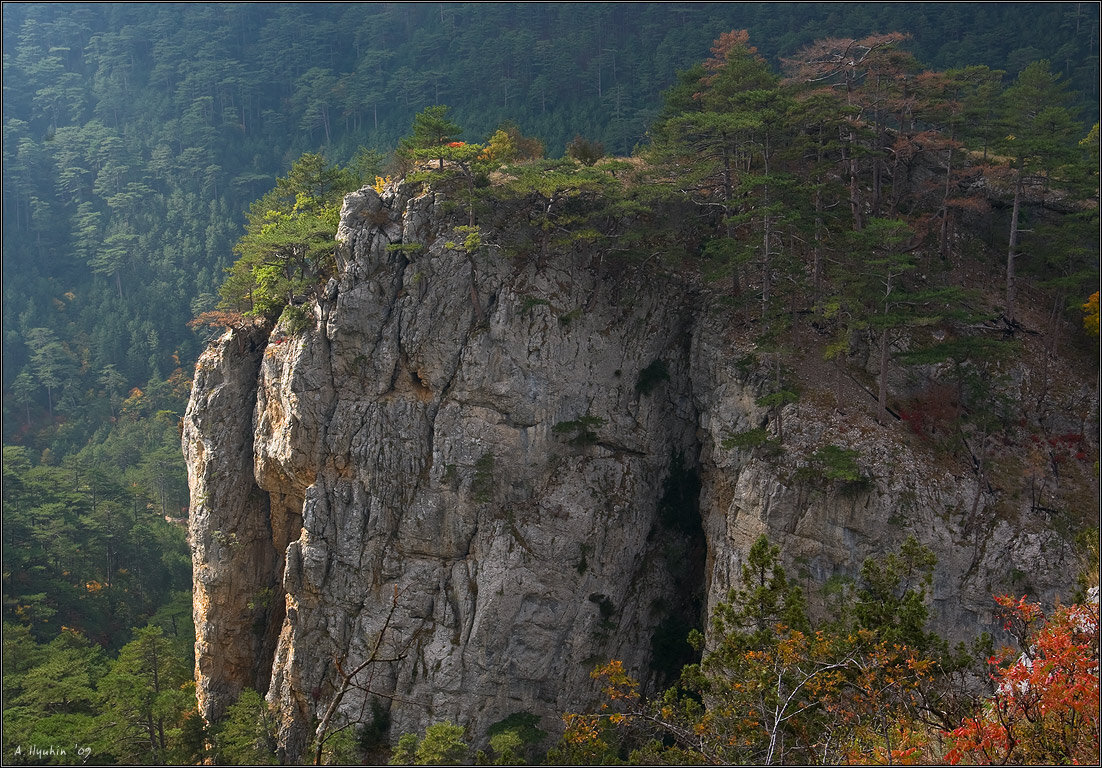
[184,180,1081,760]
[184,323,282,723]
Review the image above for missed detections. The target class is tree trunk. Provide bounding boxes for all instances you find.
[774,353,784,444]
[878,327,890,425]
[314,591,402,765]
[157,716,167,759]
[722,145,741,296]
[872,133,883,216]
[1006,167,1023,322]
[845,138,863,230]
[813,185,824,294]
[761,144,771,322]
[939,144,953,263]
[844,72,864,231]
[146,713,158,762]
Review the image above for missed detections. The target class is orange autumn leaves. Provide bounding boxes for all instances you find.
[564,592,1099,765]
[946,594,1100,765]
[568,635,942,765]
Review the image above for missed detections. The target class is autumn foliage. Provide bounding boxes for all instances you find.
[186,309,251,332]
[557,534,1099,766]
[1083,292,1100,337]
[945,593,1100,765]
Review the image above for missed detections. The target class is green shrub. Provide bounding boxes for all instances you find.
[359,698,391,753]
[552,415,605,445]
[810,445,862,482]
[520,296,550,313]
[472,453,494,502]
[721,428,781,456]
[575,543,593,575]
[389,722,468,766]
[487,712,546,765]
[214,689,278,765]
[278,304,311,335]
[558,308,582,326]
[386,242,423,257]
[755,389,798,409]
[797,444,871,493]
[589,592,615,622]
[566,135,606,166]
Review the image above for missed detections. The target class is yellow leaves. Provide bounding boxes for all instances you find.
[590,660,621,679]
[564,560,970,765]
[1080,122,1100,149]
[373,175,391,194]
[291,191,316,215]
[120,386,146,416]
[592,659,640,701]
[561,713,602,745]
[1082,291,1099,337]
[258,208,291,237]
[481,129,517,165]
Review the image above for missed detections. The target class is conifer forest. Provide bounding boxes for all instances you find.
[2,3,1099,765]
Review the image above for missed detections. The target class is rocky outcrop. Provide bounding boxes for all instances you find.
[689,315,1079,638]
[184,323,281,722]
[184,179,1083,760]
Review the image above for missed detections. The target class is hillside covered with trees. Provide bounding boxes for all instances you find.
[3,3,1099,458]
[2,2,1099,765]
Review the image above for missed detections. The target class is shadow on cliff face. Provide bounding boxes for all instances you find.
[647,450,707,688]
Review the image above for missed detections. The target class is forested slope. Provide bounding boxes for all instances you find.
[3,3,1099,461]
[1,3,1099,765]
[186,27,1099,762]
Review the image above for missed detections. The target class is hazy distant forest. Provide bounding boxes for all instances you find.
[2,2,1099,765]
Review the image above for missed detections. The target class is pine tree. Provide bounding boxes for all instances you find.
[397,105,462,169]
[648,31,781,297]
[218,153,353,318]
[214,689,278,765]
[998,60,1081,323]
[96,625,193,764]
[831,218,968,424]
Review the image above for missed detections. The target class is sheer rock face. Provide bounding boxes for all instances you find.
[688,318,1076,637]
[183,324,279,723]
[185,182,1076,760]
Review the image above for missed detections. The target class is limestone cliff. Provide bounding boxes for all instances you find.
[183,178,1087,760]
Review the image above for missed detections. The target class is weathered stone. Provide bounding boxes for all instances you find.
[185,179,1083,761]
[184,323,281,723]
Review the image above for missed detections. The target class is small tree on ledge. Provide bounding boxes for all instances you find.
[216,153,358,321]
[397,105,462,170]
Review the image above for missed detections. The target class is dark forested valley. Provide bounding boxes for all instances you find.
[2,2,1099,765]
